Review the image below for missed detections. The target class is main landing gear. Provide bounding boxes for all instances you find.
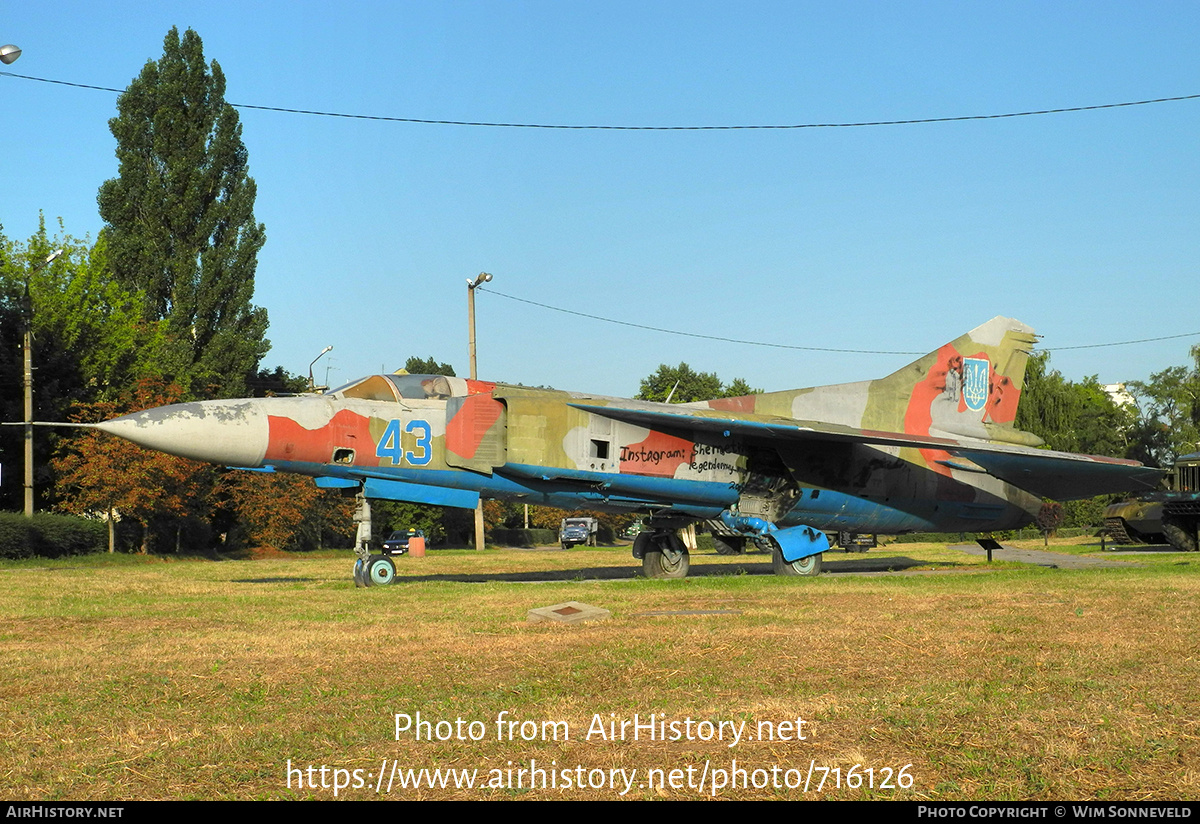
[632,522,826,580]
[718,511,827,578]
[632,531,690,579]
[771,546,823,577]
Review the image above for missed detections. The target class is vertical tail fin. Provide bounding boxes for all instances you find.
[708,317,1041,445]
[876,316,1040,443]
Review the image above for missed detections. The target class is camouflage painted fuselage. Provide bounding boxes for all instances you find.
[97,317,1164,539]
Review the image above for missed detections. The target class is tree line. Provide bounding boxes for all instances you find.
[3,27,1198,552]
[0,27,328,552]
[1013,349,1200,527]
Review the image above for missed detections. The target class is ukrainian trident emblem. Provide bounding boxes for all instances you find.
[962,357,990,413]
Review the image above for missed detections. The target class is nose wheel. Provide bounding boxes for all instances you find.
[349,492,397,586]
[355,555,397,586]
[364,555,396,586]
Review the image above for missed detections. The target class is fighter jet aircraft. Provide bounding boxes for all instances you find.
[93,317,1163,585]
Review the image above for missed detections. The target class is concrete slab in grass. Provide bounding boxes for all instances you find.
[527,601,611,624]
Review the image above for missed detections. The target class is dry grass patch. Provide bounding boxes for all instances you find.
[1,542,1197,799]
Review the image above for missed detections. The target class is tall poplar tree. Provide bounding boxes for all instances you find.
[98,27,268,397]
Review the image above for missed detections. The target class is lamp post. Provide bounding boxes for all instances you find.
[0,44,21,65]
[23,248,64,517]
[308,345,333,392]
[467,271,493,550]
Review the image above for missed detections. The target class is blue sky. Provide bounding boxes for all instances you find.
[2,2,1198,396]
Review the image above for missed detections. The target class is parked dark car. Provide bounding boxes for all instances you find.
[382,529,425,556]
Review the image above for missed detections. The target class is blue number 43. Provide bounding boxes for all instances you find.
[376,419,431,466]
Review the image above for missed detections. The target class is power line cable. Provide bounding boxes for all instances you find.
[1045,331,1200,351]
[3,71,1198,130]
[478,287,1200,355]
[8,70,1197,353]
[479,288,921,353]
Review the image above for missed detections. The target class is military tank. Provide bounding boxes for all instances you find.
[1104,452,1200,551]
[1157,451,1200,552]
[1102,499,1166,544]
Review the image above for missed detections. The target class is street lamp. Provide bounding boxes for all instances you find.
[0,44,21,65]
[308,345,333,392]
[467,272,493,551]
[467,272,492,382]
[23,248,64,517]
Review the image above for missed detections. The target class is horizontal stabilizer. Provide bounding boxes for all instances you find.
[952,449,1164,501]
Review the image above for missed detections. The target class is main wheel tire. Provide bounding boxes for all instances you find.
[642,534,690,579]
[772,547,823,577]
[1162,515,1198,552]
[353,558,367,588]
[364,554,397,586]
[713,535,746,555]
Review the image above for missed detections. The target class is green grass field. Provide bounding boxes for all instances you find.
[3,539,1198,800]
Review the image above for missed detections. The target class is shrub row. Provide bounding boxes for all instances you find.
[888,526,1095,544]
[0,512,108,559]
[489,528,558,548]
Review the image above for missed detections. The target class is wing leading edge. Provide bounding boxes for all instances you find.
[568,403,1164,501]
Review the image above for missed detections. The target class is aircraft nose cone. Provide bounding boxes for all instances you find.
[94,400,270,467]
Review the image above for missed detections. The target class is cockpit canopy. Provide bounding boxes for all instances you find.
[326,374,470,403]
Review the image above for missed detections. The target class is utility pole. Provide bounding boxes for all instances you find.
[467,272,492,550]
[23,249,64,517]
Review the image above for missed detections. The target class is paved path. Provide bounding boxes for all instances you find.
[950,544,1138,569]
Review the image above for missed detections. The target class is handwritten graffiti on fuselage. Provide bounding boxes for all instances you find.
[618,430,695,477]
[620,445,691,464]
[687,443,740,475]
[689,459,739,474]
